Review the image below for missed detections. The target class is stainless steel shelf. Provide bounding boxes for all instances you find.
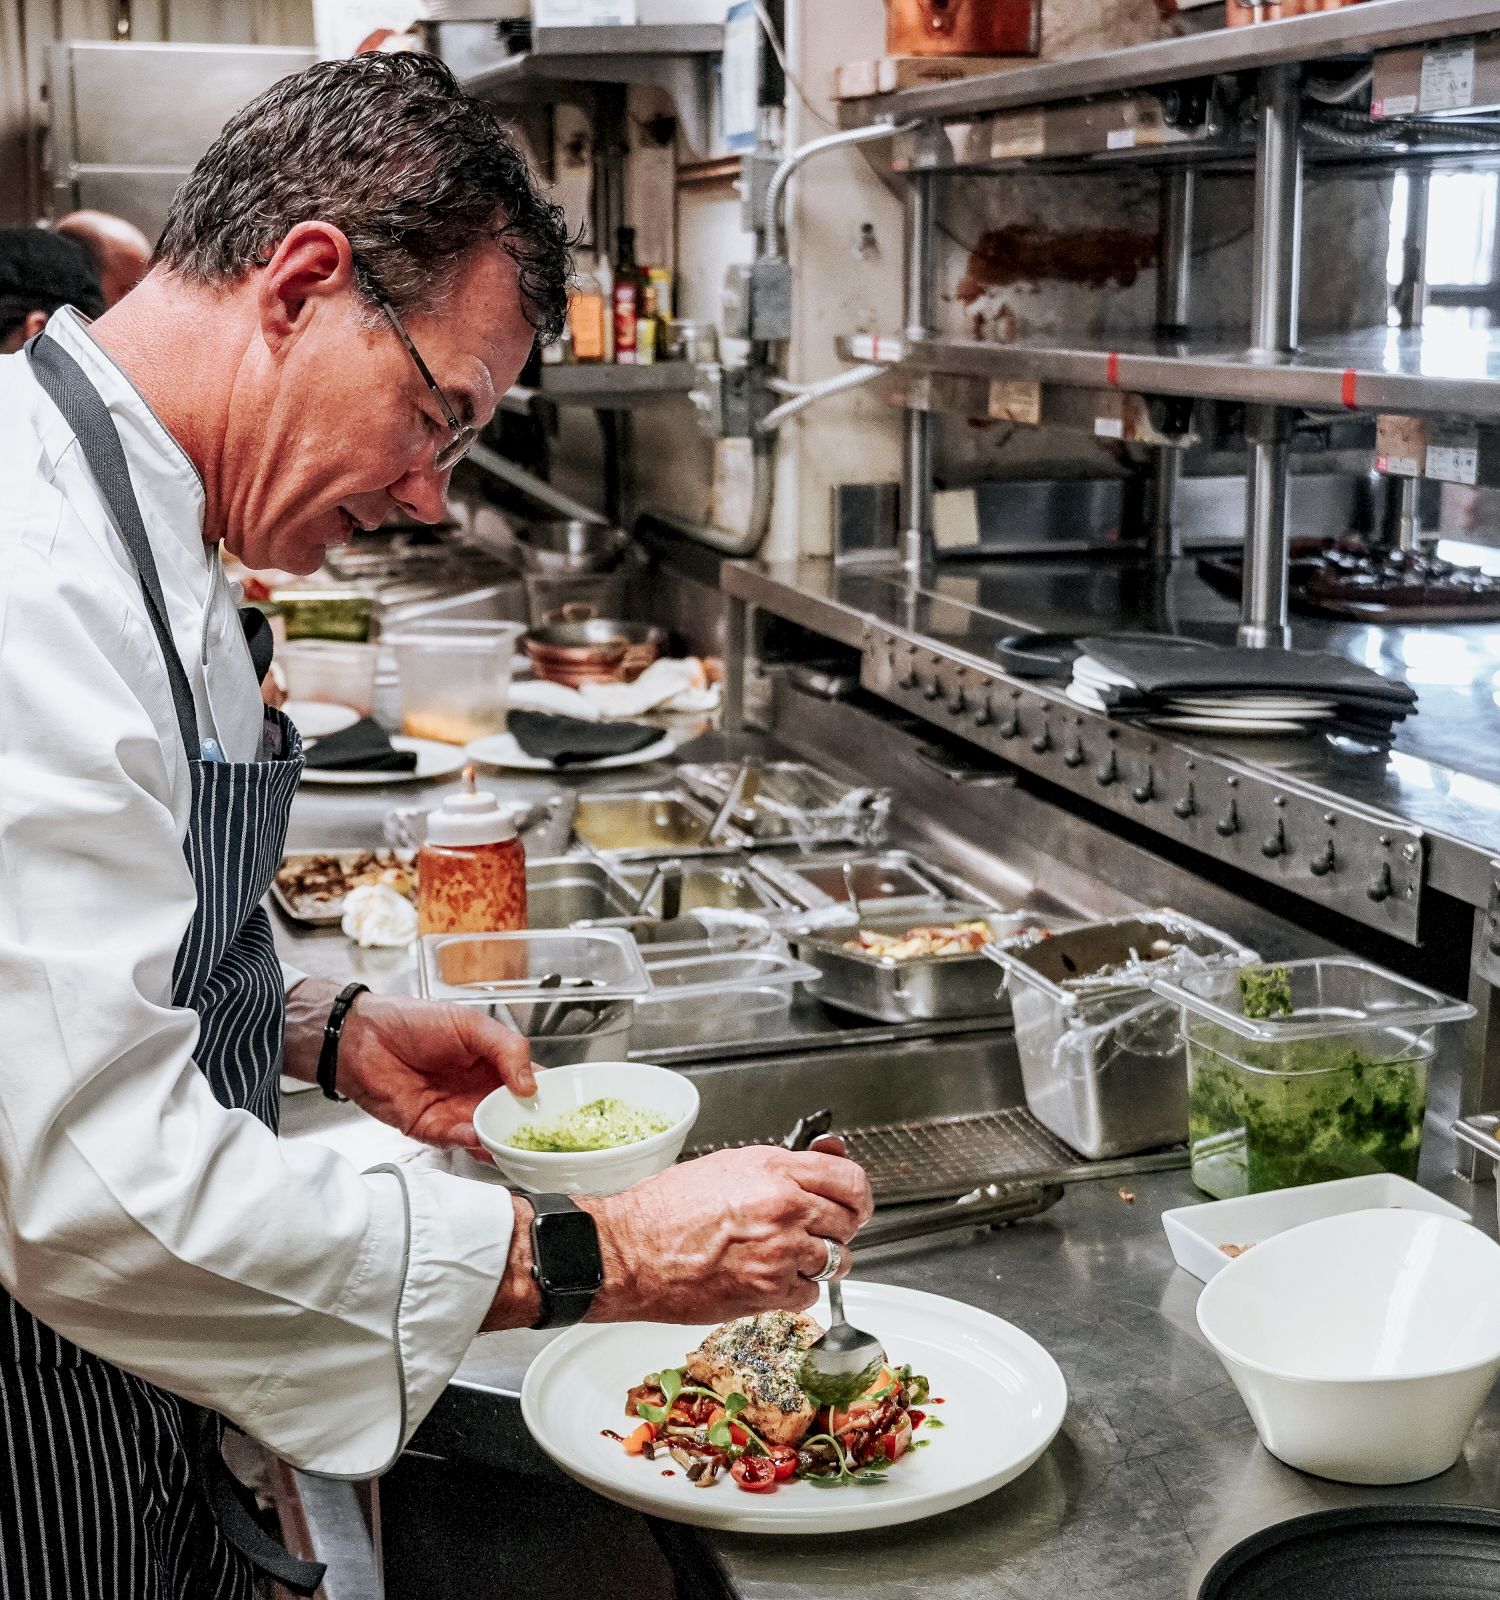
[430,21,724,153]
[535,362,699,406]
[839,327,1500,422]
[839,0,1500,127]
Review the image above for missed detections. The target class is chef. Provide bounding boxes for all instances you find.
[0,51,872,1599]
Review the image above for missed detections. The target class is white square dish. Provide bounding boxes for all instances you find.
[1162,1173,1470,1283]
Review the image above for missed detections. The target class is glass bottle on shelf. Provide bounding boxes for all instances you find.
[612,226,643,365]
[567,255,608,364]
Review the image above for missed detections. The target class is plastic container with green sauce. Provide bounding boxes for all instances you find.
[1154,958,1473,1200]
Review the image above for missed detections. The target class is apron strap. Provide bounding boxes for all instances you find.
[189,1410,327,1597]
[241,605,275,684]
[26,333,202,760]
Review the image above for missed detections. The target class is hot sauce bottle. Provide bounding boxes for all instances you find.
[418,766,527,936]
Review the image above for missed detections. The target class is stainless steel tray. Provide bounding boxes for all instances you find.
[614,857,796,917]
[416,926,651,1004]
[572,789,751,860]
[527,857,636,929]
[675,761,891,846]
[270,847,416,927]
[791,906,1064,1025]
[750,849,956,913]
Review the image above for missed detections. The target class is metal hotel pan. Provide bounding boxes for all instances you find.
[791,906,1064,1025]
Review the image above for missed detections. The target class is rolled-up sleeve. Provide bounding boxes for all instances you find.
[0,509,512,1478]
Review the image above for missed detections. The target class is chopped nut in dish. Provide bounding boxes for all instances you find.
[1218,1243,1254,1259]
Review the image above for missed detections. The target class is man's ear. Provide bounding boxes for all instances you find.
[256,221,358,355]
[23,309,48,342]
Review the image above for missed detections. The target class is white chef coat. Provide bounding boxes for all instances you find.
[0,310,514,1476]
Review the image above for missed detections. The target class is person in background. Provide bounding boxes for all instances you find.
[56,208,154,307]
[0,225,104,351]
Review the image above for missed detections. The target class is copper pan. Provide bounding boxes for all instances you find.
[523,614,665,687]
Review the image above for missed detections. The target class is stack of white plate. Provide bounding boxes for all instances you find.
[1067,655,1338,736]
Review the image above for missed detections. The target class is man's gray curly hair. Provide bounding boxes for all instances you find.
[155,52,571,345]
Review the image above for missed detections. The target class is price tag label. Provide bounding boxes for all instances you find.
[1426,428,1480,485]
[1420,40,1476,113]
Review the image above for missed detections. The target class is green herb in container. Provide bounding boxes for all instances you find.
[1157,958,1473,1201]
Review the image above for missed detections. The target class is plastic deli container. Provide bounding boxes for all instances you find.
[1155,958,1475,1200]
[631,949,818,1053]
[270,587,373,642]
[990,912,1256,1160]
[388,620,523,745]
[277,640,378,716]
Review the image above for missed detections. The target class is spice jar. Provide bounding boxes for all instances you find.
[418,766,527,937]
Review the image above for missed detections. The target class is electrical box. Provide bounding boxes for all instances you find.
[722,260,794,342]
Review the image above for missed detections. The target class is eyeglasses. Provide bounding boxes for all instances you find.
[375,296,477,473]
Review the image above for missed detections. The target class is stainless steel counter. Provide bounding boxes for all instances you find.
[724,552,1500,917]
[431,1164,1500,1600]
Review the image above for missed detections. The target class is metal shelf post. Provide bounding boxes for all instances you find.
[1240,63,1304,651]
[900,146,938,573]
[1150,167,1196,565]
[1390,171,1432,551]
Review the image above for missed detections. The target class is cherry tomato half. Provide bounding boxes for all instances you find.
[769,1445,799,1482]
[731,1454,779,1493]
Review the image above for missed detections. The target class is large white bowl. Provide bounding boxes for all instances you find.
[473,1061,699,1195]
[1197,1208,1500,1484]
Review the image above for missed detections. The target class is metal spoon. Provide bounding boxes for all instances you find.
[842,860,862,922]
[798,1276,886,1410]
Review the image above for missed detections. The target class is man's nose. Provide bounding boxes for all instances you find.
[388,463,451,525]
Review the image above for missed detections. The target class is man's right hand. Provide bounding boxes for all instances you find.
[579,1142,874,1325]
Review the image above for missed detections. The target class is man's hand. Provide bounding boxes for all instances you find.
[284,979,534,1152]
[577,1142,873,1326]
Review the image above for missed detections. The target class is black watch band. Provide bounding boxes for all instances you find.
[317,982,369,1102]
[529,1193,604,1329]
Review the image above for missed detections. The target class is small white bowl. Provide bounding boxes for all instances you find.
[1197,1208,1500,1484]
[473,1061,699,1195]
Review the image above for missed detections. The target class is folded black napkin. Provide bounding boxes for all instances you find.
[301,717,419,772]
[1079,639,1418,708]
[508,710,663,768]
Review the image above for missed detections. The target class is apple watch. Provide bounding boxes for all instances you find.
[528,1193,604,1328]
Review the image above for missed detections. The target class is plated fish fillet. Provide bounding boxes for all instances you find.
[685,1311,823,1446]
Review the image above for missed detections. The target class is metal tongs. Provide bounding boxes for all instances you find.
[705,758,759,843]
[629,857,684,922]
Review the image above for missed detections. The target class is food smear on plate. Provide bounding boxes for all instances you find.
[844,920,993,960]
[618,1311,932,1493]
[275,849,415,911]
[503,1097,672,1153]
[1218,1243,1254,1259]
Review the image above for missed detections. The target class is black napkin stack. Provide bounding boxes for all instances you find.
[1078,639,1417,738]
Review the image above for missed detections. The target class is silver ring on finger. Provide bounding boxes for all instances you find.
[807,1236,843,1283]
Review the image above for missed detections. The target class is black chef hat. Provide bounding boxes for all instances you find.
[0,227,107,343]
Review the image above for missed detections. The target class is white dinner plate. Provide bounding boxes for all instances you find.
[464,730,677,773]
[1147,713,1329,735]
[283,700,361,741]
[520,1280,1067,1534]
[298,735,469,785]
[1164,697,1336,716]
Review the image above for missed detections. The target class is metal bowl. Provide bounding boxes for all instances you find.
[523,618,666,686]
[514,518,627,575]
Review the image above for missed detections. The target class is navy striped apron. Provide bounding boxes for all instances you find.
[0,335,319,1598]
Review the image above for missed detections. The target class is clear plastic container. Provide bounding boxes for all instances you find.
[992,913,1256,1159]
[417,927,650,1004]
[388,620,522,745]
[631,949,817,1051]
[1156,958,1475,1200]
[277,640,378,716]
